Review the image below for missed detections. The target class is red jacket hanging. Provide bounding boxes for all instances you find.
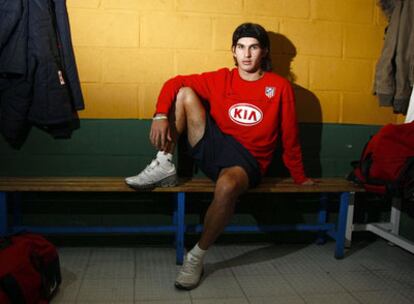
[156,68,307,184]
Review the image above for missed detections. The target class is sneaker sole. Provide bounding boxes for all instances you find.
[174,282,198,291]
[126,174,178,190]
[174,269,204,291]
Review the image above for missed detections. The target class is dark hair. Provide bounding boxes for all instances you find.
[232,23,272,71]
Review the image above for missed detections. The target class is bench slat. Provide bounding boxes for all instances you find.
[0,177,364,193]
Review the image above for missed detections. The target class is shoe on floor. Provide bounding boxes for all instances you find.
[175,253,204,290]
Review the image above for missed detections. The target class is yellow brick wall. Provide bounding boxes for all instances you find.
[68,0,400,124]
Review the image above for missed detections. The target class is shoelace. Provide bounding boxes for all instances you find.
[182,256,201,274]
[141,159,159,175]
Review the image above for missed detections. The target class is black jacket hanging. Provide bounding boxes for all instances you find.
[0,0,84,148]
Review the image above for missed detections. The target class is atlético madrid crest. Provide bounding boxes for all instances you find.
[265,86,275,99]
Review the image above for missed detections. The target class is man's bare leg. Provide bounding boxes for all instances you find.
[125,87,206,188]
[163,87,206,153]
[198,166,249,249]
[174,90,250,249]
[175,166,249,290]
[175,160,249,290]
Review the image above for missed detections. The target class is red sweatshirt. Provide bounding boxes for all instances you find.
[156,68,307,184]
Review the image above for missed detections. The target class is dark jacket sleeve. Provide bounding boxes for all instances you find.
[52,0,84,110]
[0,0,28,75]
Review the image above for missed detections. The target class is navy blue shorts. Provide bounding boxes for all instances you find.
[187,114,261,187]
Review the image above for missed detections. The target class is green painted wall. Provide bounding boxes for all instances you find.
[0,119,380,177]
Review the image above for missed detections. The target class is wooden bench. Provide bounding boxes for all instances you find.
[0,177,364,264]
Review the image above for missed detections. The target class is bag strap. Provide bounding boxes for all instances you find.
[0,274,26,304]
[397,157,414,182]
[31,250,61,300]
[360,153,373,179]
[357,135,375,179]
[397,157,414,199]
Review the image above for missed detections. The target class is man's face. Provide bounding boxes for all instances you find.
[232,37,267,73]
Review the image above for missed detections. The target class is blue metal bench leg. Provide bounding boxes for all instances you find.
[175,192,185,265]
[316,193,328,245]
[0,192,7,236]
[335,192,349,259]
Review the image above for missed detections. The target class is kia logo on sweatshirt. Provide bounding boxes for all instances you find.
[228,103,263,126]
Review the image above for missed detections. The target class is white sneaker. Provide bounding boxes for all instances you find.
[125,158,177,189]
[174,254,204,290]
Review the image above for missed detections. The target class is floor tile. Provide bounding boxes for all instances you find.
[192,298,249,304]
[284,273,346,295]
[236,275,297,297]
[203,261,234,278]
[135,247,177,265]
[77,279,134,302]
[213,244,282,277]
[216,243,300,267]
[135,301,191,304]
[77,302,133,304]
[248,295,306,304]
[272,256,324,274]
[373,270,414,290]
[302,292,360,304]
[90,247,134,261]
[190,275,245,299]
[291,244,333,261]
[52,240,414,304]
[230,260,279,276]
[350,240,414,273]
[397,287,414,301]
[134,273,190,301]
[271,245,327,274]
[135,247,179,276]
[330,271,390,292]
[85,259,135,279]
[52,267,82,303]
[58,247,91,275]
[353,290,413,304]
[313,253,367,273]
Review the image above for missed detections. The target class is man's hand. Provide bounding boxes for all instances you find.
[301,178,316,186]
[149,118,172,151]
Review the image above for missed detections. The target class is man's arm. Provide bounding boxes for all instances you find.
[150,71,215,151]
[155,73,213,115]
[150,114,172,151]
[280,83,310,185]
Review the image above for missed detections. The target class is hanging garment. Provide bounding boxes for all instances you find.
[53,0,84,111]
[0,0,84,148]
[0,0,31,146]
[406,87,414,123]
[374,0,414,114]
[0,0,27,76]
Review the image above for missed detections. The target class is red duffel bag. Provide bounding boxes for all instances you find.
[0,233,61,304]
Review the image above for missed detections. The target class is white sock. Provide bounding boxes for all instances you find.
[156,151,173,165]
[188,243,207,261]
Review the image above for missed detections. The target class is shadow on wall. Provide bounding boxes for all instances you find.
[266,32,323,178]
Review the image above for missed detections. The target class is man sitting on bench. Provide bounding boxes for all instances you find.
[125,23,314,290]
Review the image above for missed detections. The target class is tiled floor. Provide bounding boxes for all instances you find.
[54,238,414,304]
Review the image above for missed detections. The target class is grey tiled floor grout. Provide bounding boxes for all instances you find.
[53,239,414,304]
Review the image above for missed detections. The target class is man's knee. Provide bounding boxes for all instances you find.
[176,87,197,105]
[175,87,206,146]
[214,169,248,201]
